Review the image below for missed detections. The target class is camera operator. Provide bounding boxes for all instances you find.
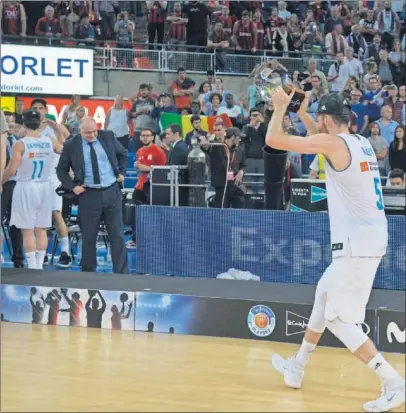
[115,11,135,68]
[201,126,246,209]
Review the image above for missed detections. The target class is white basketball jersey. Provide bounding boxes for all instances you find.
[325,133,388,257]
[16,136,53,183]
[41,125,59,175]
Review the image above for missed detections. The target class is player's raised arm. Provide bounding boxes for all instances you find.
[265,88,336,157]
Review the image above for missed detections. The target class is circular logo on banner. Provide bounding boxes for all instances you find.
[247,305,276,337]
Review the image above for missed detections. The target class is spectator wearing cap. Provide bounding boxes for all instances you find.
[0,1,27,40]
[350,89,369,135]
[376,105,399,146]
[201,126,246,208]
[207,20,230,71]
[171,68,196,111]
[184,115,208,147]
[35,5,63,40]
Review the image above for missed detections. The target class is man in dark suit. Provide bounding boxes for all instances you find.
[165,124,189,166]
[1,120,24,267]
[165,124,189,206]
[56,117,128,273]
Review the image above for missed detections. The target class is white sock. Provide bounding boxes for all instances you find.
[35,250,46,270]
[368,353,401,384]
[59,237,70,254]
[295,339,317,367]
[26,252,37,269]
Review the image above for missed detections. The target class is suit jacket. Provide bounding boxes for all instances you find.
[56,130,127,191]
[167,140,189,166]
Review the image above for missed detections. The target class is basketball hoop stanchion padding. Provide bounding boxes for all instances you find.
[263,145,288,210]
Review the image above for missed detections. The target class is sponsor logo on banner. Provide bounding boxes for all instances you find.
[247,305,276,337]
[1,44,94,95]
[286,311,308,336]
[377,309,405,353]
[387,322,405,344]
[310,186,327,203]
[290,204,307,212]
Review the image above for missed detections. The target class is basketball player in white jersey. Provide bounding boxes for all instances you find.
[30,99,72,268]
[266,89,405,413]
[2,110,62,270]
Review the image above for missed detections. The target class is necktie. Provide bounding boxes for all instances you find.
[88,142,101,185]
[7,136,14,160]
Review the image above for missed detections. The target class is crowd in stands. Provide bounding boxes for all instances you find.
[1,1,405,57]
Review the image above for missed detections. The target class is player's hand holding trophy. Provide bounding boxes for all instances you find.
[250,60,305,113]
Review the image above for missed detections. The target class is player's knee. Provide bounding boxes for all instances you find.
[326,318,368,353]
[307,286,327,333]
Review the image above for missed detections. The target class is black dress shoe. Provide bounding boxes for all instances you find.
[13,262,24,269]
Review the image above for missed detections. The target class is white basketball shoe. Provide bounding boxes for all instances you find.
[363,378,405,412]
[271,353,305,389]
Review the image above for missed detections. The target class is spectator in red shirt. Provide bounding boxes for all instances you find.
[127,128,166,248]
[147,0,167,50]
[35,5,62,39]
[0,1,27,39]
[253,8,265,51]
[166,1,187,50]
[171,68,196,111]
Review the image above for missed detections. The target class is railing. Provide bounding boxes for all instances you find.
[1,35,337,76]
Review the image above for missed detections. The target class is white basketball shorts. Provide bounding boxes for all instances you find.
[317,244,382,324]
[50,174,63,212]
[10,181,53,229]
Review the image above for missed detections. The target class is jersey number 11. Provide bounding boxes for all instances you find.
[32,160,44,180]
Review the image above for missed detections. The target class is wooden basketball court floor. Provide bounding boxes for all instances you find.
[1,323,405,412]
